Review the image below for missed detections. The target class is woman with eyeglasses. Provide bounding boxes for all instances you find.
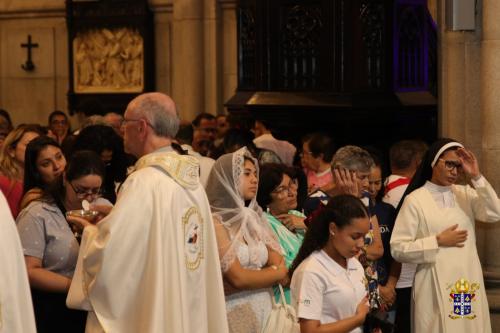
[16,150,112,333]
[390,138,500,333]
[257,163,306,304]
[70,124,132,203]
[300,132,335,194]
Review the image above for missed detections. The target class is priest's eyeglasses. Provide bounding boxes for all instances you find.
[439,159,462,171]
[69,182,102,199]
[122,117,154,129]
[271,179,299,198]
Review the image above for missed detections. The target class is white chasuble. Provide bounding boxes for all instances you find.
[68,151,229,333]
[391,180,500,333]
[0,193,36,333]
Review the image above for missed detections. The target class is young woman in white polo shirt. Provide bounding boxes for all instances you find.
[290,195,370,333]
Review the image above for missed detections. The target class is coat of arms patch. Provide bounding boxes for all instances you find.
[447,278,479,320]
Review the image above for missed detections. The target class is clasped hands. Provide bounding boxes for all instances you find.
[276,213,306,232]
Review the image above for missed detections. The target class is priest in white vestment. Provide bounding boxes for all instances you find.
[67,93,229,333]
[0,192,36,333]
[391,139,500,333]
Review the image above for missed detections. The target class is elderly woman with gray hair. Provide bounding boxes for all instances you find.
[302,145,387,331]
[333,145,395,332]
[330,145,384,256]
[304,145,383,259]
[303,145,380,211]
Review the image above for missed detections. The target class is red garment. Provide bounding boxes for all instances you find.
[305,168,333,190]
[384,177,410,195]
[0,175,23,218]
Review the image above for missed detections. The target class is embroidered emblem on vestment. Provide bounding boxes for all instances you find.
[447,278,479,320]
[135,152,200,189]
[183,206,204,270]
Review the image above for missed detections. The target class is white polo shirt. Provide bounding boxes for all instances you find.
[291,250,366,333]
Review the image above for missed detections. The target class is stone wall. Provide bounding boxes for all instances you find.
[0,2,67,126]
[439,0,500,273]
[0,0,237,128]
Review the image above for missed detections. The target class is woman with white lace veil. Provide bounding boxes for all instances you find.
[206,147,288,333]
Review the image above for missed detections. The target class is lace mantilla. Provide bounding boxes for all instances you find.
[207,147,282,273]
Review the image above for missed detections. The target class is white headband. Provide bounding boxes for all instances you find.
[430,142,464,167]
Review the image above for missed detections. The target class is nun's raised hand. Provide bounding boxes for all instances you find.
[456,147,480,179]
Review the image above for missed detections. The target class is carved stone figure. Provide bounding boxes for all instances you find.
[73,27,144,93]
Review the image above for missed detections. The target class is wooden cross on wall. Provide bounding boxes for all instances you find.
[21,34,38,71]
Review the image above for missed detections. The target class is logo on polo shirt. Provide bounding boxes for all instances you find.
[300,299,311,307]
[379,225,390,234]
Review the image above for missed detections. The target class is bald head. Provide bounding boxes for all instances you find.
[127,92,179,138]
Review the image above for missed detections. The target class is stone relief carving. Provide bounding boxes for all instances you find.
[73,27,143,93]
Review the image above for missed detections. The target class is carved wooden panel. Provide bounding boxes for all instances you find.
[359,1,385,90]
[237,0,396,93]
[238,7,258,90]
[276,4,325,90]
[394,0,436,93]
[229,0,438,150]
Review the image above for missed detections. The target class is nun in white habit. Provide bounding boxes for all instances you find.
[390,138,500,333]
[0,192,36,333]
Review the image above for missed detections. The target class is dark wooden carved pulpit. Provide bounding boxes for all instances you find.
[226,0,437,150]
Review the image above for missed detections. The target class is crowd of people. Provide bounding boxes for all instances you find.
[1,92,499,333]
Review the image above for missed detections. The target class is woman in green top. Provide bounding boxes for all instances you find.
[257,163,307,303]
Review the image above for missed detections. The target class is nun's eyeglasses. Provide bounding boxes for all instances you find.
[439,159,462,171]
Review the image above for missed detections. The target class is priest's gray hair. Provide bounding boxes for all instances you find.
[331,145,374,173]
[134,95,180,138]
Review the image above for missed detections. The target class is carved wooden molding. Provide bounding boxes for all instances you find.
[218,0,237,10]
[0,7,64,19]
[148,0,173,13]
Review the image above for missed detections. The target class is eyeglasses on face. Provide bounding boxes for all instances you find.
[122,118,154,129]
[197,127,217,134]
[69,182,102,198]
[439,158,462,171]
[271,179,299,198]
[51,120,67,125]
[299,150,314,157]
